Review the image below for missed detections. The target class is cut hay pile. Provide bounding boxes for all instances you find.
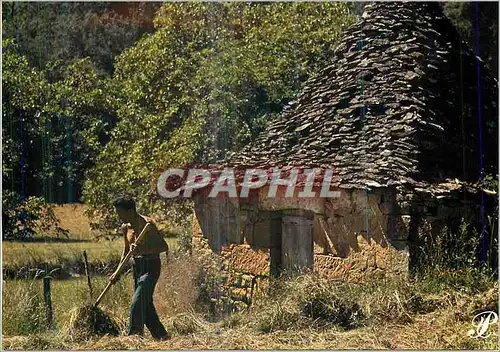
[166,312,206,336]
[68,304,120,338]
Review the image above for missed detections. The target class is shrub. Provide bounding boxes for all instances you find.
[2,190,65,240]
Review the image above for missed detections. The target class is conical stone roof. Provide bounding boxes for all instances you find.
[228,1,498,189]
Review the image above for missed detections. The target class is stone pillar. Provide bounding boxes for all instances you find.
[268,212,282,278]
[407,210,422,276]
[281,210,314,275]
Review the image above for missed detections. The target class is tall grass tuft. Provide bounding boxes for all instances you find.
[251,275,366,333]
[165,312,206,336]
[2,279,50,335]
[414,216,498,278]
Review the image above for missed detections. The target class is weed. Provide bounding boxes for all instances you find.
[415,216,498,276]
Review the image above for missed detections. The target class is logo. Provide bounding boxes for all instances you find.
[157,167,342,199]
[467,311,498,339]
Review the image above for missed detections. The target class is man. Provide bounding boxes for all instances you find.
[110,196,169,340]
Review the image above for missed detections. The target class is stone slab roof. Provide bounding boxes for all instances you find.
[227,1,498,189]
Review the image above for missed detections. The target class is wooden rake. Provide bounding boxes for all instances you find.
[94,222,151,307]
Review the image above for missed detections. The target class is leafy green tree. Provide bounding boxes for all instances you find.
[2,2,161,74]
[83,2,355,226]
[443,2,498,79]
[2,40,117,210]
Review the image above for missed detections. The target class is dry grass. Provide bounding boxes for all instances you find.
[2,276,133,335]
[5,311,497,350]
[50,203,180,240]
[51,204,93,240]
[3,204,498,350]
[68,304,120,338]
[154,254,200,317]
[3,251,498,350]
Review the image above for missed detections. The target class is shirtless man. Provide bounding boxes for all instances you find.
[110,196,169,340]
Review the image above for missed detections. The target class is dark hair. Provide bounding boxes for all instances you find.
[112,196,136,211]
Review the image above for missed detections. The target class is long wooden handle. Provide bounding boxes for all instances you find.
[94,222,151,307]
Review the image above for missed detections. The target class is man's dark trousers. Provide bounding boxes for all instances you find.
[129,255,168,339]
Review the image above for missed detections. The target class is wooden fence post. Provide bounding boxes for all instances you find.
[83,250,93,299]
[43,276,53,327]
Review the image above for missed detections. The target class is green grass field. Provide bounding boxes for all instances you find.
[2,241,123,268]
[2,238,178,270]
[2,204,179,275]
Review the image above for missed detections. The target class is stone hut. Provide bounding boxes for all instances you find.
[191,2,498,280]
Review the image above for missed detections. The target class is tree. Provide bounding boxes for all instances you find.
[2,2,161,74]
[443,2,498,79]
[2,40,117,205]
[83,2,355,226]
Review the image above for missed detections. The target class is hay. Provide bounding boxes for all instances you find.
[69,304,120,338]
[166,313,206,335]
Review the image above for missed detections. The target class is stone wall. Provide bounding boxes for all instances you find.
[192,182,496,280]
[192,186,410,280]
[193,226,408,285]
[314,188,400,258]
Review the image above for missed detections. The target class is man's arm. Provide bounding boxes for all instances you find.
[120,223,130,260]
[110,223,130,283]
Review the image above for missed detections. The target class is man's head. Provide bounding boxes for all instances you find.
[113,196,137,221]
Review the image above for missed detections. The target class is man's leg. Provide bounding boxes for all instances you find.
[128,262,146,335]
[144,258,168,339]
[144,297,168,339]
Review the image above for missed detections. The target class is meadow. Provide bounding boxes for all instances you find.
[2,204,178,279]
[2,204,498,350]
[2,260,498,350]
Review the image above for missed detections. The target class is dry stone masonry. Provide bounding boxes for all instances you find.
[229,2,497,187]
[193,2,498,279]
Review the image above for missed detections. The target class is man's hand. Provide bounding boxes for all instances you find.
[130,242,137,253]
[109,272,119,284]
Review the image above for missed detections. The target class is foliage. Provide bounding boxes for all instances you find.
[2,190,62,240]
[442,2,499,79]
[2,39,117,209]
[2,2,161,74]
[82,2,355,228]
